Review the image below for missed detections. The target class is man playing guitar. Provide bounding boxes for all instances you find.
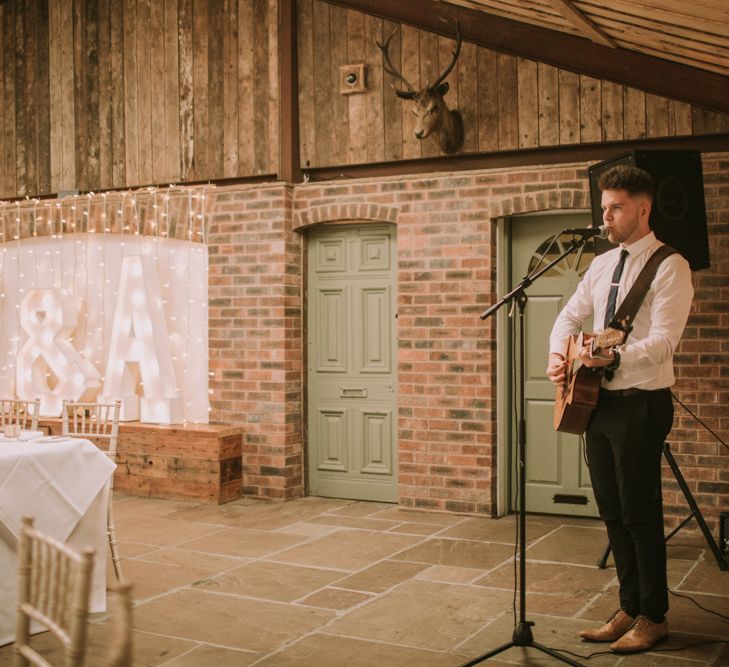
[546,165,693,652]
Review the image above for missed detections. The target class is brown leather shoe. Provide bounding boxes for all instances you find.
[579,609,635,642]
[610,615,669,652]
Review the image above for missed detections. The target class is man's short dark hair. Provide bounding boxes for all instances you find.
[598,165,655,200]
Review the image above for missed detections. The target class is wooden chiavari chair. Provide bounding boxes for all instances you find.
[13,516,95,667]
[61,401,123,580]
[0,399,40,433]
[13,517,134,667]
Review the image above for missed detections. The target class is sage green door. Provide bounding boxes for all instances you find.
[307,224,397,502]
[510,213,609,517]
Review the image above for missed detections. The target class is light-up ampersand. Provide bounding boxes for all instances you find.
[101,255,182,424]
[16,289,101,416]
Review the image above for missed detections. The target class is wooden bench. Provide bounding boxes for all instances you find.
[40,419,243,504]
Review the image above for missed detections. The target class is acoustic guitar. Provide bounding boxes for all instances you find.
[553,328,625,434]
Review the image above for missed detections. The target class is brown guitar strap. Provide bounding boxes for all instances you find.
[607,244,679,342]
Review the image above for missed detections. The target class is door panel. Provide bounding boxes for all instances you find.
[360,287,391,373]
[307,224,397,502]
[317,289,347,372]
[510,213,611,517]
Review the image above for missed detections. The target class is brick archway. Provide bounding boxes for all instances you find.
[293,203,400,232]
[490,189,590,219]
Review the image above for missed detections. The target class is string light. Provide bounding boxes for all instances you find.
[0,185,212,422]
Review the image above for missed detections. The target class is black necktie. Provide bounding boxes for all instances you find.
[604,249,629,329]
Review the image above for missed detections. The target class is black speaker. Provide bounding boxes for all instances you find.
[588,150,710,270]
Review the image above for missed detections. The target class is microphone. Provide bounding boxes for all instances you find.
[561,225,609,239]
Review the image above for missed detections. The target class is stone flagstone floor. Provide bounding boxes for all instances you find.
[1,493,727,666]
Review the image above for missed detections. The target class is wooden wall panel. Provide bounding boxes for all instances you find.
[0,7,4,197]
[311,0,332,166]
[601,80,623,142]
[297,1,729,169]
[538,63,558,146]
[164,0,181,183]
[670,101,693,136]
[364,14,385,163]
[558,69,579,145]
[381,19,402,161]
[207,0,225,179]
[223,0,238,178]
[109,0,125,187]
[123,0,139,186]
[150,0,166,182]
[266,0,279,173]
[497,54,518,151]
[36,0,51,195]
[418,29,438,159]
[517,57,538,149]
[458,40,478,154]
[14,1,27,195]
[400,24,420,160]
[646,93,669,138]
[178,0,194,181]
[297,0,315,167]
[0,0,278,198]
[192,0,209,180]
[1,1,728,196]
[623,87,646,140]
[97,0,112,188]
[347,9,367,165]
[329,4,349,164]
[477,47,498,153]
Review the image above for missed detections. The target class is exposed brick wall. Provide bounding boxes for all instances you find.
[205,154,729,530]
[292,167,592,515]
[207,184,303,499]
[669,152,729,533]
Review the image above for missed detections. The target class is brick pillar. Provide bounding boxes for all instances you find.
[207,184,303,499]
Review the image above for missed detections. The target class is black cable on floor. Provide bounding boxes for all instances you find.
[552,638,729,661]
[670,588,729,621]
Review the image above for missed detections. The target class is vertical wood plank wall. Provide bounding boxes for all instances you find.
[0,0,278,199]
[297,0,729,169]
[1,0,729,197]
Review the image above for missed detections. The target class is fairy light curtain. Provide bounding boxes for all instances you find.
[0,187,211,425]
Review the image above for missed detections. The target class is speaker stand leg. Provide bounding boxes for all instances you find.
[597,442,728,571]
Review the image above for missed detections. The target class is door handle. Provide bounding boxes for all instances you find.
[340,387,367,398]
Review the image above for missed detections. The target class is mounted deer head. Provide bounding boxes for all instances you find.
[377,23,464,154]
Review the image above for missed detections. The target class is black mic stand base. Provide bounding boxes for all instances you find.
[468,239,593,667]
[460,621,584,667]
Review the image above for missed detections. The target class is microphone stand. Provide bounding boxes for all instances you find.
[461,234,592,667]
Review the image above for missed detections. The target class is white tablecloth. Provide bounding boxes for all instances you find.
[0,436,116,646]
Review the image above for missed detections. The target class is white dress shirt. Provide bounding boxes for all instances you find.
[549,231,694,390]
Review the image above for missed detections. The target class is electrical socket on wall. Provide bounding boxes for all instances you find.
[339,63,366,95]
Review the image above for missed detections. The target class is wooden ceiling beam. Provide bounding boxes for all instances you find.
[545,0,617,48]
[304,133,729,181]
[326,0,729,113]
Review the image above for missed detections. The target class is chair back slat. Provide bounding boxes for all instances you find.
[0,399,40,432]
[14,517,95,667]
[61,401,121,461]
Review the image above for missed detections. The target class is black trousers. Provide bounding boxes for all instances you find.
[586,388,673,622]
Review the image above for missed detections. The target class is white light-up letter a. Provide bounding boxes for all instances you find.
[102,255,182,424]
[16,289,101,416]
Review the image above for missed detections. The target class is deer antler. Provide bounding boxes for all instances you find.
[430,22,462,91]
[376,29,416,99]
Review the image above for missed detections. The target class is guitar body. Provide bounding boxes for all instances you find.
[553,329,624,434]
[553,364,602,434]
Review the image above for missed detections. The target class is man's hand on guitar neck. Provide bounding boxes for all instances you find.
[579,344,616,368]
[547,341,618,387]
